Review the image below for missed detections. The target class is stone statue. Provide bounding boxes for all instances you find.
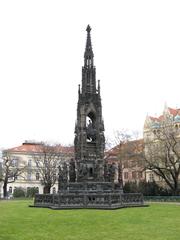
[62,162,68,183]
[104,163,110,182]
[87,120,96,142]
[109,163,116,182]
[78,164,88,181]
[58,165,64,190]
[69,159,76,182]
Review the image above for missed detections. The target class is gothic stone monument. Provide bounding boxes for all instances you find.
[34,26,144,209]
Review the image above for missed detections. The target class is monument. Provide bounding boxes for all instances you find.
[34,26,144,209]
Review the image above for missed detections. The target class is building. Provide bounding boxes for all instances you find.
[143,105,180,192]
[106,139,145,185]
[0,141,74,197]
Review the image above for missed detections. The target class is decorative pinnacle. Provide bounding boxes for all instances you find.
[84,24,94,65]
[86,25,91,33]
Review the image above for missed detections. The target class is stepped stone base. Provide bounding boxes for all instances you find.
[33,182,145,210]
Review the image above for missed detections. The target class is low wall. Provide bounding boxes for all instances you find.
[34,192,144,209]
[144,196,180,202]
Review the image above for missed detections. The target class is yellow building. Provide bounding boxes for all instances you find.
[143,105,180,191]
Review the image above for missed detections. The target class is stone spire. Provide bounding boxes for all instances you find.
[81,25,96,95]
[84,25,94,67]
[74,25,105,182]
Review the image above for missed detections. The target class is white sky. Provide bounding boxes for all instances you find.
[0,0,180,148]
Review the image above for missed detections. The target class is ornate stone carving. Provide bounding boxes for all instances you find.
[34,25,144,210]
[69,159,76,182]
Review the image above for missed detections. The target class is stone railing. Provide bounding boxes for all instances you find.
[121,193,144,206]
[60,182,121,191]
[34,192,144,209]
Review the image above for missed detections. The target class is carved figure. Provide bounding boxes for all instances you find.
[62,162,68,183]
[108,163,116,182]
[87,120,96,142]
[69,159,76,182]
[104,163,110,182]
[58,165,64,190]
[78,164,88,180]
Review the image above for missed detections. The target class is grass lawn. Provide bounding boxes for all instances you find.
[0,200,180,240]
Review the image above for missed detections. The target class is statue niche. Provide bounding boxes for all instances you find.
[86,112,96,142]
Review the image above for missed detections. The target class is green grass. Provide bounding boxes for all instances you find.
[0,200,180,240]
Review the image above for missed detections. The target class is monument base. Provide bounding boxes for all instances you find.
[33,182,145,209]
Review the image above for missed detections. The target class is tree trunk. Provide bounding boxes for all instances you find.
[172,183,179,195]
[3,181,8,198]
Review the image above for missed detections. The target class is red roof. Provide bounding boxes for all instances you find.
[150,107,180,122]
[106,139,144,158]
[6,142,74,154]
[168,107,179,116]
[149,116,160,121]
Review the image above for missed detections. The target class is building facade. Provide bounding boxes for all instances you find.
[106,139,145,185]
[143,105,180,189]
[0,141,74,197]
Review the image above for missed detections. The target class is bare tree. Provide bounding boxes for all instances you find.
[114,130,142,166]
[107,129,144,185]
[144,118,180,195]
[0,161,2,181]
[33,143,64,194]
[1,152,26,198]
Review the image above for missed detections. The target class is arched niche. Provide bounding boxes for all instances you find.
[86,111,96,142]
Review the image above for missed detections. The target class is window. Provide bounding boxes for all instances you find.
[53,174,56,181]
[132,171,136,179]
[124,172,128,179]
[53,187,56,194]
[28,159,32,167]
[11,159,17,167]
[9,187,12,194]
[27,171,31,181]
[89,167,93,177]
[138,171,143,179]
[123,161,128,168]
[36,172,40,181]
[137,160,143,168]
[130,161,136,168]
[149,173,154,182]
[175,124,179,129]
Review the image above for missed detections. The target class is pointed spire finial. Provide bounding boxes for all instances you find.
[86,25,91,33]
[84,25,94,66]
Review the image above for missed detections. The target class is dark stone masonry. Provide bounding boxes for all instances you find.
[34,25,144,209]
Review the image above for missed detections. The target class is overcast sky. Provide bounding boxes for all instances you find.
[0,0,180,148]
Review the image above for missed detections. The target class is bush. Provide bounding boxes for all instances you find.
[27,187,39,198]
[13,187,26,198]
[123,181,138,193]
[123,181,173,196]
[138,181,162,196]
